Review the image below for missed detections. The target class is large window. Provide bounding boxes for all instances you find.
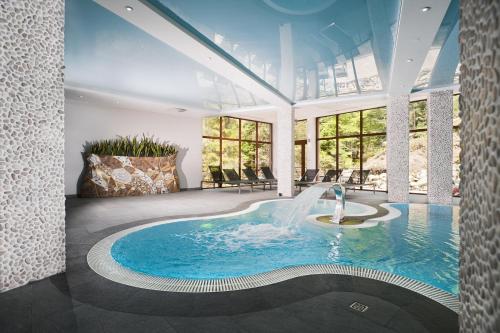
[317,107,387,191]
[294,120,307,179]
[202,117,272,187]
[409,100,428,194]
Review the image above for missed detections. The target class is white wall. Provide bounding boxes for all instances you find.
[64,98,202,195]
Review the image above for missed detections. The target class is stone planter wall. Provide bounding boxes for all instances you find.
[79,154,180,197]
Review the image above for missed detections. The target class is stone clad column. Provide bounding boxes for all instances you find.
[276,106,295,197]
[427,90,453,204]
[306,117,316,170]
[386,95,409,202]
[459,1,500,331]
[0,1,65,291]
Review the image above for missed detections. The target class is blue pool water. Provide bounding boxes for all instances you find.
[111,200,459,295]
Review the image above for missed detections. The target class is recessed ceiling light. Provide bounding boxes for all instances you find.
[125,6,134,12]
[79,95,83,98]
[407,58,414,63]
[177,108,187,113]
[421,6,431,12]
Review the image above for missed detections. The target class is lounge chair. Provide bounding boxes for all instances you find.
[338,169,354,183]
[343,170,376,194]
[200,165,225,189]
[201,166,249,193]
[223,168,258,194]
[242,168,271,190]
[322,169,342,182]
[261,166,277,189]
[295,169,319,192]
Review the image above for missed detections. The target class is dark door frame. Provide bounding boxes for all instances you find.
[295,139,307,178]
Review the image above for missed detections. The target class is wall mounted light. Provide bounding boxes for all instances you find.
[407,58,414,63]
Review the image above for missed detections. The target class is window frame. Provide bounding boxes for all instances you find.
[316,106,387,192]
[202,116,272,187]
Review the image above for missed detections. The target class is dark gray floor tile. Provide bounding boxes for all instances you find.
[385,309,430,333]
[232,307,318,333]
[166,315,242,333]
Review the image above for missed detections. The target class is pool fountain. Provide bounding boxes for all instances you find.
[276,182,346,227]
[329,183,346,224]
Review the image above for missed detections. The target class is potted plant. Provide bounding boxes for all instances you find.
[79,135,179,197]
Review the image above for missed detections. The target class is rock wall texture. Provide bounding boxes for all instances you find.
[80,155,180,197]
[427,90,453,205]
[459,0,500,331]
[0,1,65,291]
[387,95,409,202]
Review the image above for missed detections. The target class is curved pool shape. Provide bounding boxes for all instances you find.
[108,200,459,296]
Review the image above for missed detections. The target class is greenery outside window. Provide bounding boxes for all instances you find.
[317,107,387,191]
[202,117,272,187]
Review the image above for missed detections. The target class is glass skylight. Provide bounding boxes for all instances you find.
[152,0,401,101]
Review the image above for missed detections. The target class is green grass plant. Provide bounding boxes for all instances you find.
[86,135,177,157]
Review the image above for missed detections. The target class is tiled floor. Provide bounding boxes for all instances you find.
[0,189,458,332]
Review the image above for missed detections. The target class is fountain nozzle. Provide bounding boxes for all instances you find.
[329,183,346,224]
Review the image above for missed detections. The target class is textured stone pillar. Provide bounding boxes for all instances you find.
[427,90,453,204]
[306,117,316,169]
[0,1,65,291]
[459,1,500,331]
[386,95,409,202]
[276,106,295,197]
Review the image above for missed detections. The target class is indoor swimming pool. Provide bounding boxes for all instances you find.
[106,199,459,295]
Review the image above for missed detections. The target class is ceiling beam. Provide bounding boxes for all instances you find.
[94,0,292,109]
[388,0,450,95]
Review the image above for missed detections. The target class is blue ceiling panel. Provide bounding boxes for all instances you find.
[64,0,265,111]
[154,0,401,101]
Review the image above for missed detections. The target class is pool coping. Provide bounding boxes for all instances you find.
[87,200,459,313]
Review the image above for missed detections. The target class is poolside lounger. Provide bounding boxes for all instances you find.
[343,170,376,194]
[242,168,271,190]
[338,169,354,183]
[295,169,319,192]
[322,169,342,182]
[261,166,277,189]
[202,165,225,188]
[201,165,246,192]
[223,168,258,194]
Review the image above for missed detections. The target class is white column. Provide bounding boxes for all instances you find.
[306,117,316,169]
[387,95,409,202]
[306,69,319,99]
[276,106,295,197]
[427,90,453,204]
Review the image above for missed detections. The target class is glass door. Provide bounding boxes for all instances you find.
[295,140,307,180]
